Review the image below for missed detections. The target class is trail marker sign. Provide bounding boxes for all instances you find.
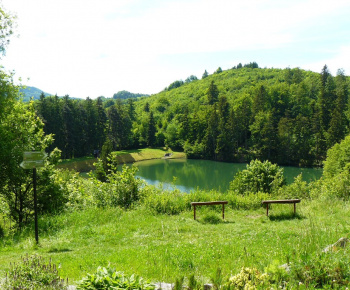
[20,151,47,244]
[20,151,47,169]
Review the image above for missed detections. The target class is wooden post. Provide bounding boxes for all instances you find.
[294,202,296,215]
[266,204,269,216]
[193,205,196,220]
[222,204,225,219]
[33,168,39,244]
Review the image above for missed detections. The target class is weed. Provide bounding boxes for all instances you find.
[2,254,67,289]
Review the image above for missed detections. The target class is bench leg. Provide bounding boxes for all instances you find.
[222,204,225,220]
[194,205,196,220]
[294,203,296,215]
[266,204,269,216]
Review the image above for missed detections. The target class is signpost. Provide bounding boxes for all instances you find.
[20,151,47,244]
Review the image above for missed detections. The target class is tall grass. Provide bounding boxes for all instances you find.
[1,200,349,287]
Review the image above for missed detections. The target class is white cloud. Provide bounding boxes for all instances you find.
[2,0,350,97]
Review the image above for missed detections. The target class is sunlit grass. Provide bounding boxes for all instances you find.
[57,148,186,172]
[1,199,349,286]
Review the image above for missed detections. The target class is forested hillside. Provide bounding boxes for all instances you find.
[34,65,350,166]
[19,86,51,102]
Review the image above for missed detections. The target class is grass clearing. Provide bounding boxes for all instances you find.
[57,148,186,172]
[1,199,349,286]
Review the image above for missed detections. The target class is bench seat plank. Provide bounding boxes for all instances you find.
[191,201,228,206]
[261,199,301,216]
[262,199,300,204]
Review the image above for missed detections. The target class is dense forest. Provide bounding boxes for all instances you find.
[34,64,349,166]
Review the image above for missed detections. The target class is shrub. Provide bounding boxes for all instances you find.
[277,174,311,199]
[77,266,155,290]
[2,255,66,289]
[140,185,188,215]
[288,251,350,288]
[230,159,286,195]
[323,135,350,178]
[92,165,143,209]
[310,168,350,200]
[225,267,271,289]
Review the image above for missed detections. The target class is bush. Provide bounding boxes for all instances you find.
[288,251,350,288]
[92,165,143,209]
[225,267,271,289]
[310,168,350,200]
[77,266,155,290]
[2,255,66,289]
[230,159,286,195]
[277,174,311,199]
[323,135,350,178]
[140,185,189,215]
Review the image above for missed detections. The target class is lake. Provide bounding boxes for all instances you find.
[129,159,322,193]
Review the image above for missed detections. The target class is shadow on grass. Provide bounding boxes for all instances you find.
[197,214,235,225]
[268,212,305,221]
[47,248,72,253]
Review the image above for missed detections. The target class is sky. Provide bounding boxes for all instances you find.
[1,0,350,99]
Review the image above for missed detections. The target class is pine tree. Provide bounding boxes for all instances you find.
[146,111,156,147]
[202,70,209,79]
[207,81,219,105]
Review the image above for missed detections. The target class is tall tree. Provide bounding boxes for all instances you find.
[204,105,219,159]
[207,81,219,105]
[95,97,107,149]
[146,111,156,147]
[202,70,209,79]
[0,2,16,57]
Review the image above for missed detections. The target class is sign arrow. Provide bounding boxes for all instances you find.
[20,160,45,169]
[23,151,47,161]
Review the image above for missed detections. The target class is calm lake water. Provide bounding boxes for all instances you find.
[129,159,322,193]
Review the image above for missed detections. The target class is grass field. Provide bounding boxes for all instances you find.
[57,148,186,172]
[1,199,349,286]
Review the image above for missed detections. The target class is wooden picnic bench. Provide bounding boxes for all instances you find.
[191,201,228,220]
[261,199,301,216]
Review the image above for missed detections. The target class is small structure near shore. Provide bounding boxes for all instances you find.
[163,152,173,158]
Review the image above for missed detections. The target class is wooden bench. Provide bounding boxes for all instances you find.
[261,199,301,216]
[191,201,228,220]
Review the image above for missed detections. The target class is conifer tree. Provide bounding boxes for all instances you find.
[207,81,219,105]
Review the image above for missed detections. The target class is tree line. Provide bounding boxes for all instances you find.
[34,65,349,167]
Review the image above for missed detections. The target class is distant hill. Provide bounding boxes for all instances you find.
[19,86,51,102]
[113,90,149,100]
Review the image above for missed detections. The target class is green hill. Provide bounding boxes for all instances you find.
[34,64,350,167]
[113,90,149,100]
[19,86,51,102]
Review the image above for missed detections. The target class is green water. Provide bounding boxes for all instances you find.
[132,159,322,193]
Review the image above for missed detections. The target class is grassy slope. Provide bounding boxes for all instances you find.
[57,148,186,172]
[0,199,349,285]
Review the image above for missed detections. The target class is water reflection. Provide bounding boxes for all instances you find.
[129,159,322,193]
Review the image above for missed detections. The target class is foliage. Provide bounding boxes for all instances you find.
[323,134,350,178]
[0,75,58,227]
[20,86,50,102]
[225,267,270,289]
[91,165,142,209]
[0,2,16,57]
[2,255,66,289]
[287,250,350,288]
[113,90,148,100]
[230,159,286,194]
[77,266,155,290]
[310,168,350,200]
[32,65,350,167]
[277,174,311,199]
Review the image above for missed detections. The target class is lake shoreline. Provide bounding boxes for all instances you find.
[57,148,186,172]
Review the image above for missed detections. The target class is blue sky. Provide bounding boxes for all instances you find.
[2,0,350,99]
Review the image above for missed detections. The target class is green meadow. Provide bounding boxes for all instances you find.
[1,198,350,288]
